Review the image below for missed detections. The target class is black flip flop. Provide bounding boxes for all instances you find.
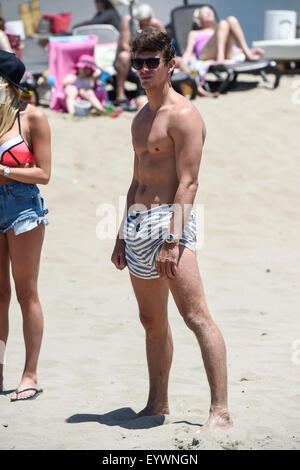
[10,387,43,402]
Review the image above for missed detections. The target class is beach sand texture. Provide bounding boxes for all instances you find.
[0,76,300,450]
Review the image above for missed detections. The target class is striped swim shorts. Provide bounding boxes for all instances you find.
[123,204,197,279]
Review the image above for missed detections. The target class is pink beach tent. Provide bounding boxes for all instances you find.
[49,35,106,112]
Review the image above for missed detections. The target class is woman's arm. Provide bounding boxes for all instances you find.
[182,30,197,64]
[0,30,12,52]
[0,106,51,185]
[62,74,76,87]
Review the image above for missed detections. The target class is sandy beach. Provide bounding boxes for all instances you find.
[0,75,300,450]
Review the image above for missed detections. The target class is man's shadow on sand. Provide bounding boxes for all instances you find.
[66,407,166,430]
[66,408,202,430]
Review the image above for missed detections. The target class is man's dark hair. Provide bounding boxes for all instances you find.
[131,28,175,64]
[96,0,114,8]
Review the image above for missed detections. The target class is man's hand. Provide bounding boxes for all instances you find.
[157,242,180,280]
[111,238,127,270]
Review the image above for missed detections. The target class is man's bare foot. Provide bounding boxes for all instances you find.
[135,405,170,418]
[10,376,41,401]
[196,407,233,433]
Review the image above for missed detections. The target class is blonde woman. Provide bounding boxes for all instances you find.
[182,6,264,65]
[0,51,51,401]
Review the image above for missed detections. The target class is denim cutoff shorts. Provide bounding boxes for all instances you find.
[0,181,49,236]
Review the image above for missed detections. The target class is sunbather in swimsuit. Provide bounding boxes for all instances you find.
[194,32,214,59]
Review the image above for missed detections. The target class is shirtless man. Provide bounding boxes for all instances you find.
[111,28,232,431]
[114,3,163,106]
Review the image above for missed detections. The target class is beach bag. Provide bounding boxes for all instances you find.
[43,13,72,34]
[171,72,197,100]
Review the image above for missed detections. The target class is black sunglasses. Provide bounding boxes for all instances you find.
[131,57,160,71]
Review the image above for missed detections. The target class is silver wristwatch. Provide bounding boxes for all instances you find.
[165,234,180,245]
[3,166,10,177]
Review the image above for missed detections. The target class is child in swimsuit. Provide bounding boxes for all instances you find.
[63,54,107,115]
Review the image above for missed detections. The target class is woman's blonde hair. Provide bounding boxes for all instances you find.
[193,6,216,29]
[0,76,21,138]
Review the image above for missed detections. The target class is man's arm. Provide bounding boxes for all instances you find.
[182,30,197,65]
[111,152,139,270]
[150,18,165,31]
[157,104,205,279]
[118,151,139,239]
[169,104,205,237]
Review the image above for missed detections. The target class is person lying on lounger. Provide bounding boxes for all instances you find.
[175,6,264,96]
[182,6,264,65]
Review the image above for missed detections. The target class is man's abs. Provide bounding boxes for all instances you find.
[134,151,178,208]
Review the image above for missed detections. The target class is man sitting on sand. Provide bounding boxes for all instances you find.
[113,3,164,108]
[111,28,233,431]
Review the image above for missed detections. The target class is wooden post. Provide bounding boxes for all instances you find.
[31,0,41,33]
[19,2,34,37]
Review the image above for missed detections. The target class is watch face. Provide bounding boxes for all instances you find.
[166,234,174,242]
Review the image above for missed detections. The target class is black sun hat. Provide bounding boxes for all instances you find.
[0,50,28,93]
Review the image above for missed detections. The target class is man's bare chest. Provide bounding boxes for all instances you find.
[133,115,173,157]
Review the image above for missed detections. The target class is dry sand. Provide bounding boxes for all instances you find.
[0,75,300,450]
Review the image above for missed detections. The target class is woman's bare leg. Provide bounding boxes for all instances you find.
[200,17,263,62]
[225,16,263,60]
[64,84,78,115]
[0,233,11,391]
[8,225,45,400]
[200,20,230,61]
[79,89,106,113]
